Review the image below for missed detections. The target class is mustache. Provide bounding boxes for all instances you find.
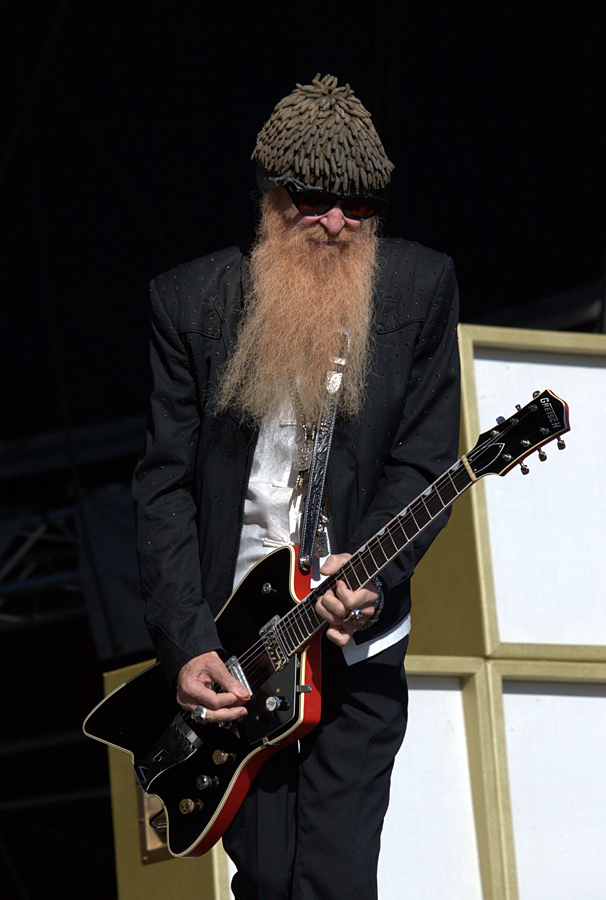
[302,222,357,247]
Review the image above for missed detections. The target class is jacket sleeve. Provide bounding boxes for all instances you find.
[132,279,223,689]
[346,256,461,602]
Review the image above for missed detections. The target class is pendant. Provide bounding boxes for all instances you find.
[293,438,314,472]
[315,529,329,557]
[315,512,330,557]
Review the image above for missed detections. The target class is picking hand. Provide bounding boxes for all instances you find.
[177,650,250,723]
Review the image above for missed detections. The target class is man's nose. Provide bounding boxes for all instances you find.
[319,205,346,235]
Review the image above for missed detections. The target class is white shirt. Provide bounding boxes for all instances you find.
[233,405,410,665]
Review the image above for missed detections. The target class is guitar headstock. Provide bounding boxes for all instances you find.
[467,390,570,478]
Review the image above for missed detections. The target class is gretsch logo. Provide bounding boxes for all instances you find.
[540,396,561,429]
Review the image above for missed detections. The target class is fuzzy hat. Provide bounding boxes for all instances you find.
[252,74,393,194]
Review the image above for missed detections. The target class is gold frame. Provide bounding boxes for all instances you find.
[403,326,606,898]
[405,655,606,900]
[411,323,606,662]
[405,655,517,900]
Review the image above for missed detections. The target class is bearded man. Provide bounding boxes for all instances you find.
[133,75,460,900]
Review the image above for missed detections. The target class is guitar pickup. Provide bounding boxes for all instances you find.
[259,616,289,672]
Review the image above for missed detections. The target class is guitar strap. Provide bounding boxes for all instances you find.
[297,341,347,575]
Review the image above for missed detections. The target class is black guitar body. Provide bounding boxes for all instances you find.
[84,547,321,857]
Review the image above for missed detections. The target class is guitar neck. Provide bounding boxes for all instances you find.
[274,457,475,657]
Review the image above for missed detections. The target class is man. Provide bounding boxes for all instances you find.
[133,74,460,899]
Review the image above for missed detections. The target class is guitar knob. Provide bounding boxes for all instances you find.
[538,449,547,461]
[212,749,236,765]
[265,696,291,712]
[496,416,506,424]
[557,438,566,450]
[195,775,218,791]
[520,462,529,475]
[179,798,204,814]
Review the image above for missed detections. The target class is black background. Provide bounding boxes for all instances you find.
[3,0,605,443]
[1,2,604,897]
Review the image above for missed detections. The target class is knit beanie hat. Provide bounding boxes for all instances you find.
[252,74,393,195]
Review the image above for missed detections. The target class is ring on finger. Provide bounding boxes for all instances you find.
[191,705,207,723]
[343,608,364,624]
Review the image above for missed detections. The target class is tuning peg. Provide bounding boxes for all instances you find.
[557,438,566,450]
[515,404,522,411]
[538,449,547,461]
[533,390,541,398]
[496,416,505,424]
[520,462,529,475]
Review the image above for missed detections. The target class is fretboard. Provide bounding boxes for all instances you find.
[273,457,475,658]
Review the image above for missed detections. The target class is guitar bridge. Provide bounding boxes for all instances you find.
[259,615,288,671]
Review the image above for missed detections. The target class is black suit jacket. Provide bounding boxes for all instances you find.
[132,238,460,688]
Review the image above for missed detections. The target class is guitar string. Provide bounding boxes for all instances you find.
[231,406,548,678]
[234,462,468,672]
[235,425,506,669]
[271,405,546,654]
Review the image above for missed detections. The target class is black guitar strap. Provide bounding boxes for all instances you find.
[297,344,347,575]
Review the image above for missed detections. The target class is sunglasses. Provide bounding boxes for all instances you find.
[284,182,387,221]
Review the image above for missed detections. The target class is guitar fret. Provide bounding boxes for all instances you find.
[276,621,296,656]
[301,601,321,636]
[358,549,373,576]
[366,540,388,572]
[342,556,365,591]
[401,512,417,542]
[378,526,400,557]
[340,563,356,591]
[424,488,446,517]
[392,516,411,544]
[284,600,322,651]
[289,615,306,648]
[435,474,458,505]
[284,615,304,653]
[410,500,431,531]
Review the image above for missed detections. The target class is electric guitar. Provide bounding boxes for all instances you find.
[83,389,570,858]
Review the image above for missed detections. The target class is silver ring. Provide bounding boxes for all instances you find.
[343,608,364,623]
[191,705,207,723]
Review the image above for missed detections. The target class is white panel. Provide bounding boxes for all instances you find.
[503,681,606,899]
[378,676,483,900]
[473,349,606,645]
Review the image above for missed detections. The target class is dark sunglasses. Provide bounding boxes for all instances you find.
[284,182,387,221]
